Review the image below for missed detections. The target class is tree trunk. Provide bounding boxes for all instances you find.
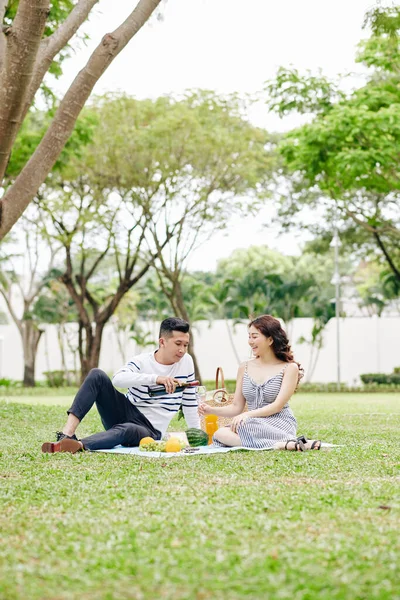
[172,280,203,383]
[57,323,70,385]
[21,319,43,387]
[225,319,241,365]
[79,320,106,382]
[373,232,400,283]
[0,0,163,239]
[0,0,50,179]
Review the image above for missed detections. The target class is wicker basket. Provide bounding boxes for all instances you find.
[201,367,246,429]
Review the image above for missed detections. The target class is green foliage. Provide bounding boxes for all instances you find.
[7,109,98,179]
[214,245,335,322]
[4,1,89,84]
[360,372,400,385]
[42,370,80,387]
[265,67,344,116]
[0,378,20,389]
[265,8,400,286]
[202,379,400,394]
[298,382,400,393]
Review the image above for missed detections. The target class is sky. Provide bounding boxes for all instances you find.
[57,0,380,272]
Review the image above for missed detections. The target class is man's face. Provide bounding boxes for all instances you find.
[159,330,190,362]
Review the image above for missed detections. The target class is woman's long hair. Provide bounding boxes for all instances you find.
[249,315,304,386]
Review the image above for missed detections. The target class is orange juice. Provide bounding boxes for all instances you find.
[205,414,218,444]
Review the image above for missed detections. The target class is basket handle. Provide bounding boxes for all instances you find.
[215,367,225,389]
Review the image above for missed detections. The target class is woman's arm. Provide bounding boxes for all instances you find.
[198,364,246,418]
[247,363,299,418]
[230,363,299,432]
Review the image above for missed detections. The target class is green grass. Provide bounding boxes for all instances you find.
[0,394,399,600]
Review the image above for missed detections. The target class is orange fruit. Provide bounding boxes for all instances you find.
[165,438,182,453]
[139,436,155,446]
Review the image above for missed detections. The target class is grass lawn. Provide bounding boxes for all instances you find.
[0,393,399,600]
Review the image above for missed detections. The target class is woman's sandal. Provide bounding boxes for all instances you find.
[297,436,322,450]
[284,439,305,452]
[310,440,322,450]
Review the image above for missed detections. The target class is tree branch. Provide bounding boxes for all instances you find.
[22,0,100,116]
[343,207,400,236]
[0,0,8,71]
[0,287,23,333]
[0,0,163,239]
[60,245,91,328]
[0,0,50,180]
[373,231,400,282]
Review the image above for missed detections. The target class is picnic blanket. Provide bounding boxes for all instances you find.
[94,436,340,458]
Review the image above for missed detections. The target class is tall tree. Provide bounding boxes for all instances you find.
[0,0,163,239]
[265,5,400,285]
[72,92,274,380]
[0,208,60,385]
[38,172,173,380]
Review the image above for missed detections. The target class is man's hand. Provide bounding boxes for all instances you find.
[156,376,180,394]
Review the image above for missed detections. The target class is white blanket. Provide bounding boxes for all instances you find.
[94,442,339,458]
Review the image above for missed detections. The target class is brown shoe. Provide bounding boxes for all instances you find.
[41,438,83,454]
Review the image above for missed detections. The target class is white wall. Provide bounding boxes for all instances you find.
[1,317,399,384]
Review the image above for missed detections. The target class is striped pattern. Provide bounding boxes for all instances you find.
[213,364,297,449]
[113,351,200,436]
[126,368,198,435]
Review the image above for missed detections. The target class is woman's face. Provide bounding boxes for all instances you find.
[248,325,272,356]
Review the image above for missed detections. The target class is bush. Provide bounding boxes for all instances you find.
[0,378,21,389]
[360,372,400,385]
[202,379,400,394]
[298,382,400,393]
[42,370,80,388]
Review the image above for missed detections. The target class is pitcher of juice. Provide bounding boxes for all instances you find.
[204,414,219,444]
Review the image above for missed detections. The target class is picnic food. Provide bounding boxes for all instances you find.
[186,428,209,447]
[139,438,187,453]
[139,437,155,446]
[165,438,182,453]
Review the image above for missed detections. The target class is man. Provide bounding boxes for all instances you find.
[41,317,200,453]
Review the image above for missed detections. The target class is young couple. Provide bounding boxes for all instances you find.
[42,315,320,454]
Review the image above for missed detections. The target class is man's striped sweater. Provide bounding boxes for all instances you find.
[112,350,200,436]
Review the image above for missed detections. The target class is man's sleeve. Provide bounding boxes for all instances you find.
[112,357,158,388]
[182,357,200,429]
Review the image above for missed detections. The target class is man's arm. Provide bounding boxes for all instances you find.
[181,358,201,429]
[112,358,157,388]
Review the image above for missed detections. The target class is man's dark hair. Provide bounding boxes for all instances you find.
[159,317,190,338]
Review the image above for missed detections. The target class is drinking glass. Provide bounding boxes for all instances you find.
[196,385,207,404]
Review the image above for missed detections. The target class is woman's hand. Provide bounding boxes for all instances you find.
[230,412,250,433]
[198,402,212,417]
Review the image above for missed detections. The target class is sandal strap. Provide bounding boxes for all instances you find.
[285,439,304,451]
[297,435,308,444]
[310,440,322,450]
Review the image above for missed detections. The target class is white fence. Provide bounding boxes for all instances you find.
[1,316,399,384]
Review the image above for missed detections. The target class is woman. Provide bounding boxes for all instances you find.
[198,314,321,451]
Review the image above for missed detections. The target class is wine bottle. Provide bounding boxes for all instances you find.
[148,380,200,397]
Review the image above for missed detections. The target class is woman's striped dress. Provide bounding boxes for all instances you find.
[212,363,297,449]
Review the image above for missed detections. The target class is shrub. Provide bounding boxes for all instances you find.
[360,373,400,385]
[203,379,400,394]
[42,370,80,387]
[298,382,400,393]
[0,378,21,389]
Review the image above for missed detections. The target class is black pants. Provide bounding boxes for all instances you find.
[68,369,161,451]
